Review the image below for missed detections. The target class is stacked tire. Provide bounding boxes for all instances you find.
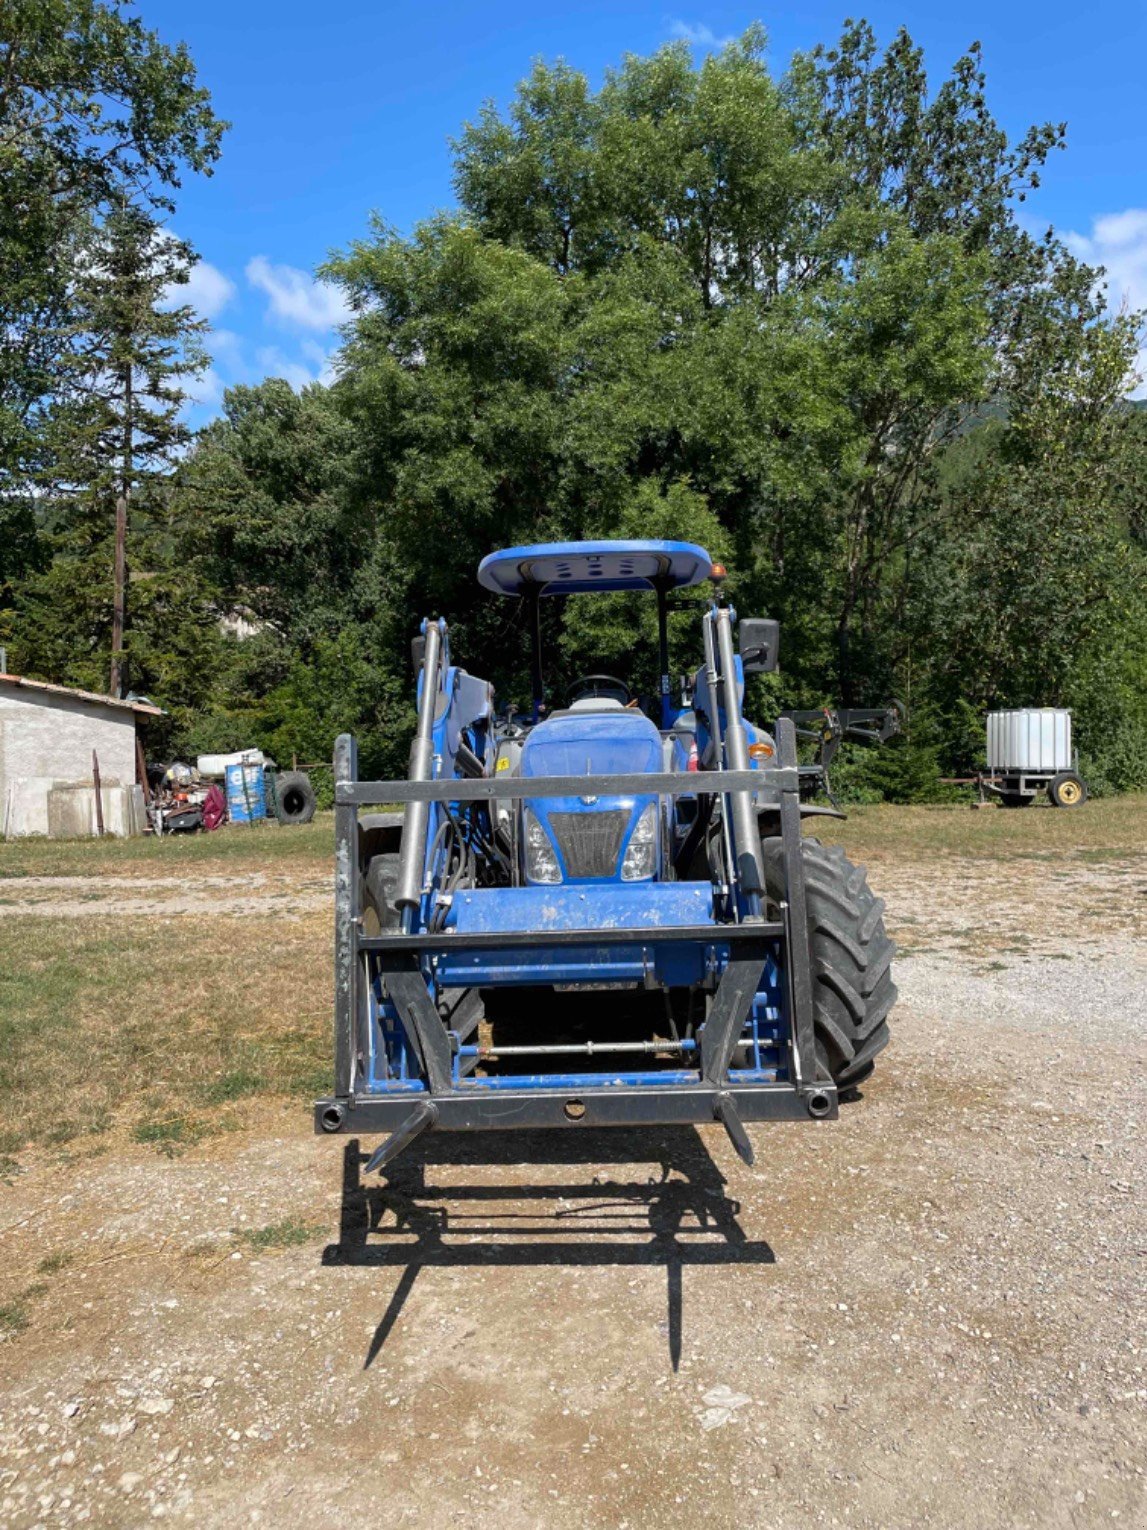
[272,770,317,826]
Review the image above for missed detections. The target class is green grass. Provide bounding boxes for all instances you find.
[200,1066,266,1104]
[0,1296,32,1339]
[36,1252,73,1275]
[0,911,331,1158]
[233,1215,325,1251]
[131,1117,207,1156]
[0,813,334,879]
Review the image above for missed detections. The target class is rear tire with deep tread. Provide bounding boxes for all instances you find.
[760,837,896,1093]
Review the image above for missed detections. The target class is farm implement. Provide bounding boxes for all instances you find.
[315,541,896,1170]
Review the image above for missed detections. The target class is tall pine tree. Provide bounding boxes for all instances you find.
[48,206,208,695]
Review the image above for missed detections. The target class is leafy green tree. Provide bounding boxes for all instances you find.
[127,23,1147,794]
[0,0,224,510]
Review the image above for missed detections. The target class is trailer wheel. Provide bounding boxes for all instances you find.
[760,837,896,1093]
[1048,771,1086,808]
[273,770,317,825]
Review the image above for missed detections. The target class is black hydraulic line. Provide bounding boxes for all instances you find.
[454,741,488,779]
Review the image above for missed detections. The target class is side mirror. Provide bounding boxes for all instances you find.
[739,618,780,674]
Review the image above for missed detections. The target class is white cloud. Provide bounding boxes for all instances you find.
[246,255,349,331]
[300,337,339,386]
[207,327,244,362]
[255,345,326,391]
[1064,207,1147,396]
[183,365,225,407]
[159,241,234,320]
[668,19,734,49]
[183,259,236,319]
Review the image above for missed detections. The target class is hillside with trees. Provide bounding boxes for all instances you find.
[2,10,1144,796]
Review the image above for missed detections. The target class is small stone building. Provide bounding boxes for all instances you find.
[0,673,162,838]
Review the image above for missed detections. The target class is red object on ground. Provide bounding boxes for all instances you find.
[202,784,227,831]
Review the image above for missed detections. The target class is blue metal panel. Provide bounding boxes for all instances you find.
[448,883,716,933]
[478,540,712,597]
[521,709,662,777]
[432,943,719,989]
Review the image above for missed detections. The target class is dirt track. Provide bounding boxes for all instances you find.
[1,846,1144,1528]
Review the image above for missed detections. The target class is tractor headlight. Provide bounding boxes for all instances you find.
[524,810,561,884]
[621,803,658,881]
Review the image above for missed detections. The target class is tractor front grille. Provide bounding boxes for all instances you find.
[548,810,629,879]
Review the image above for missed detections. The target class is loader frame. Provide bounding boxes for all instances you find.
[315,716,837,1161]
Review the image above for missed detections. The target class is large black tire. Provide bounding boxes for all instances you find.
[273,770,317,825]
[760,837,896,1092]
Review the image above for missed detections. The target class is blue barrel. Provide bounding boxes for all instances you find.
[225,762,266,823]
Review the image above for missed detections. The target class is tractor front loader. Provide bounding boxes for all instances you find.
[315,541,896,1172]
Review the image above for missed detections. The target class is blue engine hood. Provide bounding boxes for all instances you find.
[521,710,662,778]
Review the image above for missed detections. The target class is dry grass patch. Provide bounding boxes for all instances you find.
[0,911,331,1163]
[816,792,1147,864]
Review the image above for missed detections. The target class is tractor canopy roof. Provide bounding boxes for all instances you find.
[477,540,712,598]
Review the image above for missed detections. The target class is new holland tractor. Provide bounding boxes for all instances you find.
[316,541,896,1172]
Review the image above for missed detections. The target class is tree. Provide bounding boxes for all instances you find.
[86,22,1143,795]
[0,0,224,505]
[57,205,208,693]
[5,206,208,696]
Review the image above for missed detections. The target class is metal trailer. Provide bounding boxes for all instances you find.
[980,708,1087,808]
[315,541,897,1172]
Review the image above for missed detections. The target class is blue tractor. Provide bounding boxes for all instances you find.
[317,541,896,1171]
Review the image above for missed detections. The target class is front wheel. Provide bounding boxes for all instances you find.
[760,837,896,1093]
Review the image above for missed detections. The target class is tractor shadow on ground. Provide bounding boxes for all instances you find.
[322,1127,774,1371]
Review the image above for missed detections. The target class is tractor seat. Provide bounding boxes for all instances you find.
[544,698,626,721]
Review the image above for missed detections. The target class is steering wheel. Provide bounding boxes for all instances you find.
[567,674,631,706]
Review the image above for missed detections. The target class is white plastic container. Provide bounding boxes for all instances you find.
[197,748,266,779]
[986,710,1072,774]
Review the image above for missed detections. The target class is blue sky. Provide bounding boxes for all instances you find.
[158,2,1147,418]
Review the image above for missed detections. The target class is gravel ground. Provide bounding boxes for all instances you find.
[0,849,1143,1528]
